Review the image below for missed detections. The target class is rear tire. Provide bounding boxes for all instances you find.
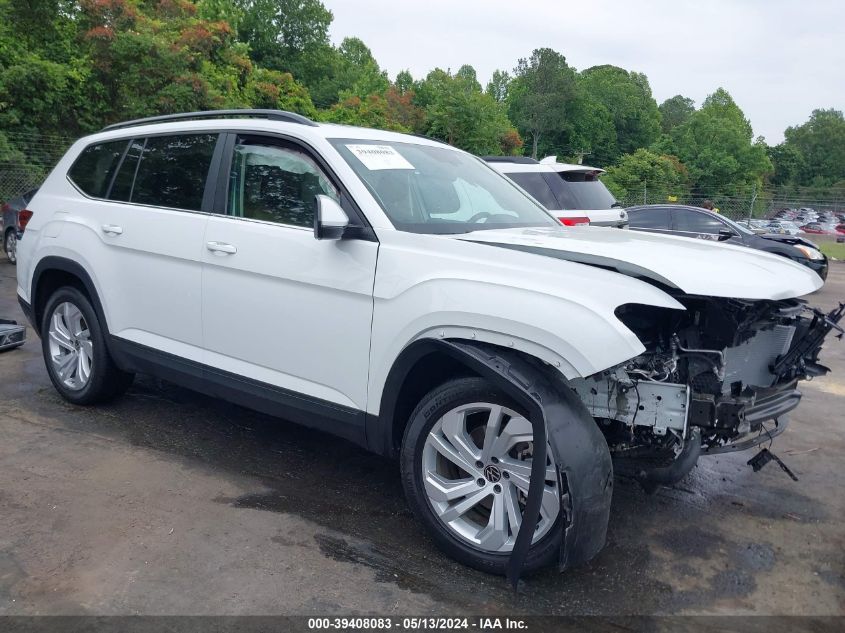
[4,229,16,264]
[41,286,134,405]
[400,377,562,575]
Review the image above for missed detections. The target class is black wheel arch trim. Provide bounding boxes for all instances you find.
[376,338,613,586]
[30,256,109,339]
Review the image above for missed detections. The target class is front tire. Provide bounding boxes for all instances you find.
[400,377,562,575]
[41,286,134,405]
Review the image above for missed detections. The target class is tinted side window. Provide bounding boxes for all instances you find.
[108,139,145,202]
[628,207,671,229]
[228,142,338,227]
[131,134,217,211]
[68,140,128,198]
[507,172,559,209]
[675,210,727,234]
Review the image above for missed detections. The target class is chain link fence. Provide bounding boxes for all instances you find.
[0,131,75,201]
[616,186,845,222]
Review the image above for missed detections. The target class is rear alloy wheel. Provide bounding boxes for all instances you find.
[41,286,134,405]
[401,377,562,575]
[4,230,16,264]
[47,301,94,390]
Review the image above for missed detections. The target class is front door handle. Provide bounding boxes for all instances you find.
[206,241,237,255]
[101,224,123,236]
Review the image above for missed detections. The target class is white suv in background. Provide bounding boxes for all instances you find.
[14,110,840,583]
[486,156,627,227]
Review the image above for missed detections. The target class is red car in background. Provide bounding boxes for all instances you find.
[801,222,835,235]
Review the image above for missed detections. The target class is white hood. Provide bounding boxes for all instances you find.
[454,226,822,300]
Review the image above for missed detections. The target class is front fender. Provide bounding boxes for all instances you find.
[402,340,613,586]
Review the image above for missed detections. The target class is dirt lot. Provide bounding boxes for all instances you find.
[0,261,843,616]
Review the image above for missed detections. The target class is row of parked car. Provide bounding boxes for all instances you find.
[768,207,845,236]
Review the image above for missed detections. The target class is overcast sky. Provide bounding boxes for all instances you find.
[323,0,843,144]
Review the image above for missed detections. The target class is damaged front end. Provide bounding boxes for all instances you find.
[571,296,844,485]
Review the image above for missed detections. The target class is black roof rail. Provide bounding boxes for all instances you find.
[100,109,319,132]
[482,156,538,164]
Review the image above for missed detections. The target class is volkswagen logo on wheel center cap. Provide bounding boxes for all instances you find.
[483,464,502,483]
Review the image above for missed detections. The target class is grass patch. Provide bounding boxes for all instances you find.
[819,241,845,260]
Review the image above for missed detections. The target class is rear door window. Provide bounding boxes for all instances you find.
[628,207,671,230]
[506,172,559,210]
[68,140,129,198]
[129,134,218,211]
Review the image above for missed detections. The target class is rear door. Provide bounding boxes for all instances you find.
[627,206,673,235]
[200,133,378,431]
[65,133,220,360]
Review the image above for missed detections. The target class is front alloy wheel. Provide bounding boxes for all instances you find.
[401,377,563,575]
[421,402,559,552]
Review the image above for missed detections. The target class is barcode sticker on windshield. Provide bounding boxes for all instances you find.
[346,144,415,170]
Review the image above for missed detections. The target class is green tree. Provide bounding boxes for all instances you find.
[394,69,414,95]
[602,148,688,201]
[658,95,695,134]
[417,68,520,155]
[509,48,577,159]
[565,95,617,166]
[321,92,408,132]
[783,109,845,187]
[236,0,332,77]
[767,143,806,188]
[578,65,661,160]
[485,69,511,103]
[656,88,771,196]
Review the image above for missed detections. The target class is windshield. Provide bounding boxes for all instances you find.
[720,214,754,235]
[547,171,618,210]
[330,139,557,234]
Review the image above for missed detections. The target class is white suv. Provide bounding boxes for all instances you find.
[15,110,841,581]
[486,156,628,227]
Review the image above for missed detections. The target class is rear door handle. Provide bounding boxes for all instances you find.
[101,224,123,236]
[206,241,237,255]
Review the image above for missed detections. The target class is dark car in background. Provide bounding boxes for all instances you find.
[627,204,828,280]
[1,187,38,264]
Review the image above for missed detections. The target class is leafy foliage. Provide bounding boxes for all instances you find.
[655,88,771,196]
[658,95,695,134]
[578,65,662,160]
[0,0,838,205]
[781,109,845,187]
[508,48,577,159]
[602,149,687,201]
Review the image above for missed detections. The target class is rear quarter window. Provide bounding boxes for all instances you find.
[67,140,129,198]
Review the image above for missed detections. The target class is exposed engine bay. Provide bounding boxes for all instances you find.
[570,295,844,484]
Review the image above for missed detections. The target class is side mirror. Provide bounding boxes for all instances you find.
[314,195,349,240]
[717,228,734,241]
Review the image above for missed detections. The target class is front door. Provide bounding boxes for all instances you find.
[200,134,378,434]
